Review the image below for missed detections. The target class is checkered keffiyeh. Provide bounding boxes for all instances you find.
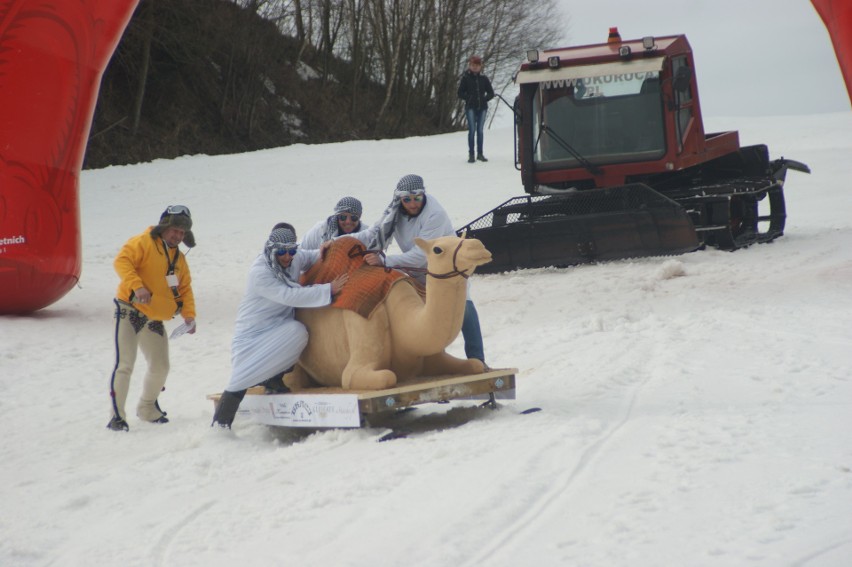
[322,197,363,242]
[268,227,297,246]
[334,196,362,216]
[394,174,425,196]
[264,227,299,285]
[368,175,427,250]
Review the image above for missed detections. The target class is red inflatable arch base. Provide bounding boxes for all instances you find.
[0,0,139,314]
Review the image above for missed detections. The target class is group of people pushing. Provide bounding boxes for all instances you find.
[107,174,487,432]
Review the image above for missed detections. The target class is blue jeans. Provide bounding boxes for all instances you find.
[465,108,487,156]
[462,300,485,363]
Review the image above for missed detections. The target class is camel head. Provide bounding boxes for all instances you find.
[414,235,492,278]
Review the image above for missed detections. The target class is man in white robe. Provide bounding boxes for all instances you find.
[351,174,486,363]
[301,196,363,250]
[212,225,347,428]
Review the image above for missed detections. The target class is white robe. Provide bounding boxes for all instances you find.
[300,220,327,250]
[383,195,455,273]
[350,194,455,286]
[349,195,470,300]
[226,251,331,391]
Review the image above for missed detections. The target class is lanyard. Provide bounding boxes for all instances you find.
[162,240,179,275]
[162,240,184,315]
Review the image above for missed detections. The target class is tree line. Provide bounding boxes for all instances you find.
[253,0,562,129]
[86,0,562,167]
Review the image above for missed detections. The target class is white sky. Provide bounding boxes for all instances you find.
[551,0,850,117]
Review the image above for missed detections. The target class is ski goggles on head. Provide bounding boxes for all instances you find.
[337,214,359,222]
[165,205,191,217]
[400,194,424,203]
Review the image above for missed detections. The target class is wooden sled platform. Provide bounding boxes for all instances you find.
[207,367,518,428]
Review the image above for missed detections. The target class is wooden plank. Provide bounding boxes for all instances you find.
[349,368,516,399]
[355,369,516,414]
[208,368,516,400]
[207,368,518,424]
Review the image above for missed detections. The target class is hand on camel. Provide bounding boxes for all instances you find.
[331,273,349,295]
[320,239,334,259]
[364,253,384,266]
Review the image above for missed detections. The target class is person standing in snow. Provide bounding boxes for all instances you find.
[107,205,197,432]
[356,174,486,364]
[457,55,495,163]
[300,196,364,250]
[212,224,348,429]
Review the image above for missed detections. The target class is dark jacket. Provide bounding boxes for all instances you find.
[457,70,495,111]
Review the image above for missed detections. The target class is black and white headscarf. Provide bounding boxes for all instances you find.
[368,174,426,250]
[264,227,299,286]
[321,196,363,243]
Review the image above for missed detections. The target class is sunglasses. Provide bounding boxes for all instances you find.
[337,214,359,222]
[275,247,298,256]
[401,194,424,203]
[166,205,191,217]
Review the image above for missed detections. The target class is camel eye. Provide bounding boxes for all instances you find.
[432,246,443,254]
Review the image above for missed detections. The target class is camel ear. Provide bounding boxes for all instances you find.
[414,237,429,252]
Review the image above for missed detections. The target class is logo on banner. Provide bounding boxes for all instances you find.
[291,400,313,423]
[0,235,26,255]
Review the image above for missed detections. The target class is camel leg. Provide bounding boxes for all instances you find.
[422,351,485,376]
[282,364,316,391]
[341,310,396,390]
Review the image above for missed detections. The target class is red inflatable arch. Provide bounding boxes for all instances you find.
[812,0,852,103]
[0,0,139,314]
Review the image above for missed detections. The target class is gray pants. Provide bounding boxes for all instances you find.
[108,300,170,422]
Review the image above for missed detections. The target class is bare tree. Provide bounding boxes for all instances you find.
[241,0,562,133]
[130,0,155,136]
[341,0,371,118]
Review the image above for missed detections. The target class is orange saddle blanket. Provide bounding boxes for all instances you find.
[300,237,423,318]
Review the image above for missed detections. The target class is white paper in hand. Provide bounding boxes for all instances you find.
[169,320,196,339]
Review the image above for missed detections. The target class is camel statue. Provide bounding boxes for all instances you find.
[287,235,492,390]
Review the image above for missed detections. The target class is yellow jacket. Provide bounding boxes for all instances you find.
[114,227,196,321]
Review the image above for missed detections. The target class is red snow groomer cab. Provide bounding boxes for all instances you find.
[458,31,810,273]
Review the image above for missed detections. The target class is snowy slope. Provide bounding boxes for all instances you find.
[1,112,851,567]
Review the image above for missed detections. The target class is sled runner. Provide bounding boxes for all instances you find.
[207,367,517,428]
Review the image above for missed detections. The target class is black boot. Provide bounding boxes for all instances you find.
[259,369,292,394]
[106,415,129,432]
[155,397,167,417]
[211,390,246,429]
[467,152,475,163]
[477,153,488,162]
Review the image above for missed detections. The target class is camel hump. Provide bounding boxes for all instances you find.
[301,236,365,285]
[300,236,421,318]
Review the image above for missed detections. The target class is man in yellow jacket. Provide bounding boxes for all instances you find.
[107,205,197,431]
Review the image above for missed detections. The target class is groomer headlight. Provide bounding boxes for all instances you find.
[547,56,560,69]
[642,36,656,50]
[618,45,631,58]
[526,49,539,63]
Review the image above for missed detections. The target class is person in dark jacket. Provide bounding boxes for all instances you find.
[457,55,495,163]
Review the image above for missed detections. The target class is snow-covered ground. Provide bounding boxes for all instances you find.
[1,112,851,567]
